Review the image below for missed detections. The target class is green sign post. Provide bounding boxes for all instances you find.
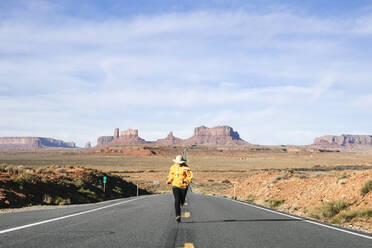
[103,176,107,193]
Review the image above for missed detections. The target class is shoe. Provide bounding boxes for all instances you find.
[176,216,181,223]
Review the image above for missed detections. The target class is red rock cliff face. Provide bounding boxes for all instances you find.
[96,129,146,147]
[0,137,76,150]
[96,126,249,147]
[97,136,114,147]
[184,126,248,145]
[314,135,372,147]
[155,132,183,145]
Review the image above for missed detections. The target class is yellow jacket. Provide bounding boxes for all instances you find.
[167,163,193,188]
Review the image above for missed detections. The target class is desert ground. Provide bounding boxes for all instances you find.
[1,145,372,233]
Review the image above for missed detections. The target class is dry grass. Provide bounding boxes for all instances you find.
[361,180,372,196]
[332,209,372,224]
[265,199,285,208]
[309,201,350,219]
[1,146,372,195]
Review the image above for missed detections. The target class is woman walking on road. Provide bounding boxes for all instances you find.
[167,155,193,223]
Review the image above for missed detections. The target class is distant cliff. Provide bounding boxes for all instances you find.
[314,135,372,147]
[97,129,146,146]
[96,126,248,147]
[184,126,247,145]
[0,137,76,150]
[155,132,184,145]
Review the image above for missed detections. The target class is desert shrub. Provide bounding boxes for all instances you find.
[36,167,45,174]
[332,208,372,223]
[41,176,49,183]
[43,194,52,204]
[22,173,39,184]
[314,172,323,178]
[78,188,96,198]
[222,179,231,184]
[13,172,39,185]
[308,208,322,220]
[54,197,71,205]
[272,173,289,183]
[296,172,308,179]
[17,166,24,173]
[266,199,285,208]
[56,168,66,173]
[0,164,7,172]
[72,178,84,188]
[8,167,20,175]
[361,180,372,196]
[245,194,256,203]
[321,201,349,218]
[338,172,348,180]
[5,166,15,174]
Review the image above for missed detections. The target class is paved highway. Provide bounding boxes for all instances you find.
[0,192,371,247]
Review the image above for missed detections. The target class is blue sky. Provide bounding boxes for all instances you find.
[1,0,372,146]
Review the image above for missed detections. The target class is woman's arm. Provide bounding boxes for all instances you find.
[184,168,193,185]
[167,166,174,184]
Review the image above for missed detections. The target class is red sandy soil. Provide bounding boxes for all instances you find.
[224,169,372,233]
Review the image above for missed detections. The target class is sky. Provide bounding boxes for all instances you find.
[1,0,372,146]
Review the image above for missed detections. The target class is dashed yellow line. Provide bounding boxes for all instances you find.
[184,243,195,248]
[182,212,190,218]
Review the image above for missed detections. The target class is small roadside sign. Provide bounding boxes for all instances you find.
[103,176,107,193]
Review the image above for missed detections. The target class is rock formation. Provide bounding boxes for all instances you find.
[97,136,114,146]
[96,129,146,146]
[184,126,248,145]
[114,128,119,139]
[155,132,184,145]
[96,126,248,147]
[314,134,372,147]
[115,129,146,145]
[0,137,76,150]
[84,142,92,148]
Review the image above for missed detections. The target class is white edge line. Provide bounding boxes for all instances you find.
[231,199,372,240]
[0,197,146,235]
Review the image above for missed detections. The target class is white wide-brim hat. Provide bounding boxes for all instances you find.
[173,155,186,164]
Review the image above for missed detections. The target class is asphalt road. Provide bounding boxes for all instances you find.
[0,192,371,248]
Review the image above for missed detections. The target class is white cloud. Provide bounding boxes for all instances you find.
[1,5,372,145]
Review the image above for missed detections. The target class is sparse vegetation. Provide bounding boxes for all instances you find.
[265,199,284,208]
[245,194,256,203]
[332,209,372,224]
[1,147,372,232]
[54,197,71,205]
[0,163,7,172]
[320,201,349,218]
[272,173,288,183]
[338,172,348,180]
[0,166,150,208]
[56,168,66,173]
[361,180,372,196]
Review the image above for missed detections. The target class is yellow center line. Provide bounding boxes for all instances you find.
[182,212,190,218]
[184,243,195,248]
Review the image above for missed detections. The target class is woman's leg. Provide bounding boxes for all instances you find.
[180,187,188,206]
[172,187,181,217]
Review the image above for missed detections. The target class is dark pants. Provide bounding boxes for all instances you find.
[172,186,188,217]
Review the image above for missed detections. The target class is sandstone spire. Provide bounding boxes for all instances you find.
[114,128,119,138]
